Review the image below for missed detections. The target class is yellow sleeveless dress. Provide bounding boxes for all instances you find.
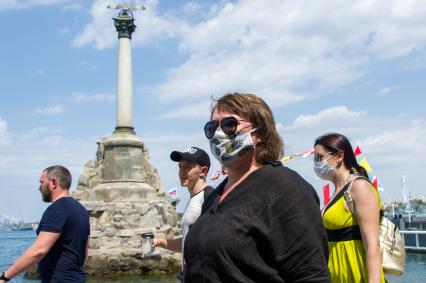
[322,182,385,283]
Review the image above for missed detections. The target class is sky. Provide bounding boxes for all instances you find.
[0,0,425,222]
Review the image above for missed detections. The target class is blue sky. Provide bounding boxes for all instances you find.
[1,0,425,222]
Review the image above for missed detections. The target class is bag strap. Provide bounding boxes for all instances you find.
[344,176,370,214]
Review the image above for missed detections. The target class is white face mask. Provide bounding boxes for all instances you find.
[313,158,336,181]
[209,127,257,167]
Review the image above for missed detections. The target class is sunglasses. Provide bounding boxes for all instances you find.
[204,116,248,139]
[313,151,336,162]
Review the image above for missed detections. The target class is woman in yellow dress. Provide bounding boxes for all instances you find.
[314,133,385,283]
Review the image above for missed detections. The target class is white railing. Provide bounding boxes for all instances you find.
[400,230,426,251]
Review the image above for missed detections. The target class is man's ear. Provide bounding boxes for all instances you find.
[50,178,58,189]
[200,166,209,179]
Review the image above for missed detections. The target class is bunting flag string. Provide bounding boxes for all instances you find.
[353,145,384,191]
[208,144,385,198]
[281,148,314,163]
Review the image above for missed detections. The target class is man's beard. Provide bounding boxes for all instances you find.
[41,185,52,203]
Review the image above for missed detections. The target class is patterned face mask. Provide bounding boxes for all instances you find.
[209,127,257,167]
[313,158,336,181]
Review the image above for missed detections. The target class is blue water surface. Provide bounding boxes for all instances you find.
[1,230,425,282]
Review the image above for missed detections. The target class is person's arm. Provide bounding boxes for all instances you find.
[351,179,382,283]
[1,232,60,281]
[152,237,182,253]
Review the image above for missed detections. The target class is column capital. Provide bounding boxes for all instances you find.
[113,11,136,39]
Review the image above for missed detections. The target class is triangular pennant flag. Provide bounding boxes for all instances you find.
[354,145,362,157]
[371,176,378,190]
[323,183,330,206]
[359,158,373,173]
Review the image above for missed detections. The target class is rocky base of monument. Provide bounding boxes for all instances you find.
[87,249,181,276]
[73,132,182,275]
[79,200,181,276]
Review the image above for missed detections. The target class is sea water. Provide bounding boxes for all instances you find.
[1,230,425,282]
[0,230,175,283]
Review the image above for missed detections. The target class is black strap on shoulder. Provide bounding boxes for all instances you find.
[326,225,362,242]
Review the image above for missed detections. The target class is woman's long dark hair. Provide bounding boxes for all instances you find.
[314,133,369,179]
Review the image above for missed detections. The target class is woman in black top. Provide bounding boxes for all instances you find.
[184,93,330,282]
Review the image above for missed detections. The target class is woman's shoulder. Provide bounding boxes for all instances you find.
[350,176,373,190]
[350,176,379,199]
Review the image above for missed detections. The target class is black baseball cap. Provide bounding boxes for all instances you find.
[170,147,211,169]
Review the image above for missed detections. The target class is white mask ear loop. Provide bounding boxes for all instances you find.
[249,128,258,148]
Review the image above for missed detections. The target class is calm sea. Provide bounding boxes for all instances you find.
[1,230,425,282]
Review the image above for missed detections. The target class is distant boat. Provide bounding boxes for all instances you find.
[11,222,34,231]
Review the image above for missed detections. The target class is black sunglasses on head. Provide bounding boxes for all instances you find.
[204,116,246,139]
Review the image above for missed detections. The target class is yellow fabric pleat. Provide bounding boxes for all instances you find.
[323,185,385,283]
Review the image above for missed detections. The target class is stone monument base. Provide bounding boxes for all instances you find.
[82,200,181,276]
[74,130,181,275]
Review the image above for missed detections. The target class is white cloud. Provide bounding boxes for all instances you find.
[20,127,63,143]
[0,116,11,146]
[0,0,68,11]
[62,2,82,11]
[34,104,65,114]
[287,106,365,129]
[159,100,211,119]
[0,124,99,220]
[358,119,426,156]
[152,0,426,105]
[71,92,114,103]
[72,0,188,50]
[181,1,202,15]
[376,86,397,96]
[72,1,426,106]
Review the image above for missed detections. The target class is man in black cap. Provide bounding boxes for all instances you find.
[152,147,213,280]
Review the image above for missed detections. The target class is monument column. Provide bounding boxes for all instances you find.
[114,10,136,134]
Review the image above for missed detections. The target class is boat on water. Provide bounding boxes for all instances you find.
[11,222,35,231]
